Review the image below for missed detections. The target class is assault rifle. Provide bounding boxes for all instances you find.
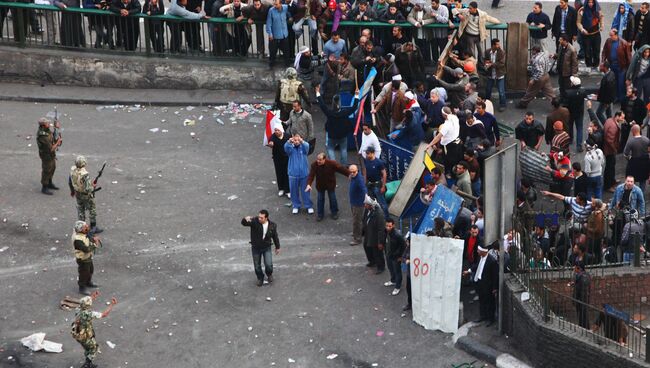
[92,162,107,194]
[47,108,63,150]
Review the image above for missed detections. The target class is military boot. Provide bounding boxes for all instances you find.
[87,282,100,288]
[41,186,53,195]
[47,181,60,190]
[79,286,91,296]
[90,223,103,234]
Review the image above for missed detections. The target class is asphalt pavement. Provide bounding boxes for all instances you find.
[0,100,491,368]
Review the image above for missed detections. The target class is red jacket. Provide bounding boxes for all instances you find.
[306,159,350,192]
[601,38,632,70]
[603,118,620,155]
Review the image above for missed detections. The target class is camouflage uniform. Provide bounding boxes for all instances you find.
[72,223,98,294]
[71,296,102,367]
[37,123,56,188]
[70,159,97,225]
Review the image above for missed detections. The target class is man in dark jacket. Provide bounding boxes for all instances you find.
[395,41,425,87]
[306,153,351,221]
[551,0,577,51]
[111,0,141,51]
[243,0,268,55]
[555,34,578,99]
[463,225,482,271]
[54,0,86,47]
[596,61,617,123]
[241,210,281,286]
[546,98,571,144]
[384,218,406,295]
[363,195,386,274]
[634,3,650,50]
[315,85,358,166]
[564,76,586,151]
[527,2,551,51]
[463,245,499,325]
[573,260,591,328]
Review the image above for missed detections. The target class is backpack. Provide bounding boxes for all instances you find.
[70,316,91,342]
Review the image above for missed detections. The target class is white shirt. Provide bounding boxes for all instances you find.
[359,131,382,158]
[439,114,460,146]
[474,255,487,282]
[262,221,269,239]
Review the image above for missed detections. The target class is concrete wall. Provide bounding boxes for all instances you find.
[503,276,650,368]
[0,46,283,90]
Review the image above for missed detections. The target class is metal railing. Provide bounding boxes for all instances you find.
[541,285,649,362]
[0,1,512,63]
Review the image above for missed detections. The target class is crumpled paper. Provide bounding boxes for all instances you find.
[21,333,63,353]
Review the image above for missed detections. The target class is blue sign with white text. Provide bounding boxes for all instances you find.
[415,185,464,234]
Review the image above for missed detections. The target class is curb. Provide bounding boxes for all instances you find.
[454,323,533,368]
[0,95,275,107]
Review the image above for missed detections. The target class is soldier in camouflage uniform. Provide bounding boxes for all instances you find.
[71,292,117,368]
[69,156,103,234]
[72,220,101,295]
[274,67,311,121]
[36,117,62,195]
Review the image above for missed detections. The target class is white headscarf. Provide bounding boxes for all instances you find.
[294,46,310,70]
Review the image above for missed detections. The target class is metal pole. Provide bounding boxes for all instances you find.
[498,151,506,335]
[634,232,641,268]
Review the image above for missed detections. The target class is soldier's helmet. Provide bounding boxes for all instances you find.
[75,155,87,168]
[80,296,93,309]
[74,220,87,233]
[285,67,297,79]
[38,117,51,126]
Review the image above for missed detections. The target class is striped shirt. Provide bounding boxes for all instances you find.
[564,197,592,223]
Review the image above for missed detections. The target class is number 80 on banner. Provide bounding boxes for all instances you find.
[412,258,429,277]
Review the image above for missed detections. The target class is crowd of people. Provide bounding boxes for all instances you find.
[21,0,650,345]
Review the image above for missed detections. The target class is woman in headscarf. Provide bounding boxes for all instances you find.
[611,2,635,43]
[577,0,603,69]
[267,118,291,198]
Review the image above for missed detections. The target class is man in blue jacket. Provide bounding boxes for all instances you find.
[284,134,314,214]
[315,85,359,165]
[266,0,291,68]
[349,164,367,245]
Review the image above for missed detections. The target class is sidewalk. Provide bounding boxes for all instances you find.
[0,82,275,106]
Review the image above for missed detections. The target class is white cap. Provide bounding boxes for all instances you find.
[298,45,310,54]
[392,74,402,81]
[404,91,415,100]
[478,245,488,252]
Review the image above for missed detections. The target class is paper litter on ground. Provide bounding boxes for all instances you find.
[20,333,63,353]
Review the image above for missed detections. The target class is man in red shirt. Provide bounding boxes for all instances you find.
[463,225,482,270]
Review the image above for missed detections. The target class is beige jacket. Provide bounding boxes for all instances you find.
[452,7,500,41]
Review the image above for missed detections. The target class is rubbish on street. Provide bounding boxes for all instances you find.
[106,341,116,349]
[227,195,238,201]
[326,354,338,360]
[183,119,196,126]
[20,333,63,353]
[149,128,159,133]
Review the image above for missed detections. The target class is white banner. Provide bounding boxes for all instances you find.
[410,234,464,333]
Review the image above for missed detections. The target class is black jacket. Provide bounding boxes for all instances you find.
[241,217,280,250]
[317,95,358,140]
[597,71,617,105]
[634,10,650,46]
[363,206,386,248]
[470,254,499,293]
[385,229,406,260]
[552,5,578,39]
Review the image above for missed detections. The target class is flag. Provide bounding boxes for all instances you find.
[263,110,279,146]
[353,67,378,135]
[423,152,436,172]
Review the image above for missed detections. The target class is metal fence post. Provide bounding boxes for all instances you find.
[543,286,550,322]
[143,16,151,56]
[15,7,26,46]
[646,331,650,363]
[634,232,641,267]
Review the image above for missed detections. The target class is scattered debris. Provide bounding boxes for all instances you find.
[106,341,116,349]
[227,195,238,201]
[326,354,338,360]
[265,297,272,302]
[183,119,196,126]
[288,358,295,363]
[376,330,384,337]
[149,128,160,133]
[20,333,62,353]
[0,246,8,252]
